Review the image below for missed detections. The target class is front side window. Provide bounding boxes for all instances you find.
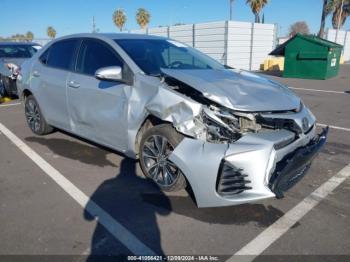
[46,39,79,70]
[115,39,225,76]
[76,39,124,76]
[39,49,49,64]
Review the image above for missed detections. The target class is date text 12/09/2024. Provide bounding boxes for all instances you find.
[127,255,220,261]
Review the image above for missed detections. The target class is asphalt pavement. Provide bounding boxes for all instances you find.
[0,65,349,262]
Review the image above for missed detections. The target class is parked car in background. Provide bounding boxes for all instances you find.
[17,34,327,207]
[0,42,41,97]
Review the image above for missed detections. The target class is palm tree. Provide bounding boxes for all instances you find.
[246,0,269,23]
[26,31,34,41]
[47,26,56,39]
[229,0,235,20]
[327,0,350,29]
[112,9,127,31]
[136,8,151,29]
[318,0,330,37]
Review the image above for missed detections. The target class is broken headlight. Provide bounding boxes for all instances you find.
[200,106,261,143]
[201,106,240,143]
[175,105,261,144]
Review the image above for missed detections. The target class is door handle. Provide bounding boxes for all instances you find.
[68,80,80,88]
[32,70,40,77]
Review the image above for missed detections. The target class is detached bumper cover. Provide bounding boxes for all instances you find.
[269,127,328,198]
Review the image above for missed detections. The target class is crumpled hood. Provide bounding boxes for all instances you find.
[161,68,301,112]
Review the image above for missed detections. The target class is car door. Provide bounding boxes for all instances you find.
[66,38,133,152]
[31,39,80,130]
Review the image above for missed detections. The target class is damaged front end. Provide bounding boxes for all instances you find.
[149,72,327,207]
[269,127,328,199]
[159,74,264,144]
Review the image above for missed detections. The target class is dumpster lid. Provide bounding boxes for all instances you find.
[270,34,343,56]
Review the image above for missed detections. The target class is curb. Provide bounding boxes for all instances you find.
[0,97,12,104]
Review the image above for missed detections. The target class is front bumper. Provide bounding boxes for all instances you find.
[169,125,327,208]
[269,127,328,198]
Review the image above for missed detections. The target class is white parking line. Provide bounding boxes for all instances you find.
[317,123,350,132]
[229,163,350,262]
[290,87,347,94]
[0,102,21,107]
[0,122,156,256]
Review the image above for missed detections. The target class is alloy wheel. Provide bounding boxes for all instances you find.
[142,135,182,187]
[25,99,41,133]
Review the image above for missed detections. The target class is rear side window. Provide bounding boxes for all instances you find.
[46,39,79,70]
[76,39,123,76]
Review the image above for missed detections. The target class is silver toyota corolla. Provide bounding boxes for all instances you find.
[17,33,328,208]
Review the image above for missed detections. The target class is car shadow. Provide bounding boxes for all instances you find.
[142,193,285,228]
[25,136,117,168]
[26,134,289,257]
[83,158,170,260]
[83,159,286,259]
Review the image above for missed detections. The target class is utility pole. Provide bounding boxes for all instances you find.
[92,16,96,33]
[335,0,344,43]
[229,0,234,20]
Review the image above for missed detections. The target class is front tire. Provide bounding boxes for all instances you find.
[25,95,54,135]
[0,75,17,98]
[0,75,8,97]
[139,124,186,192]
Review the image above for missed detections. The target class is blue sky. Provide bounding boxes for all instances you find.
[1,0,349,38]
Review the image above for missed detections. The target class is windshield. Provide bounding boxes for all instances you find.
[0,45,38,58]
[115,39,225,76]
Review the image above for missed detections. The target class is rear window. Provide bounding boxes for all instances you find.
[0,45,38,58]
[46,39,80,70]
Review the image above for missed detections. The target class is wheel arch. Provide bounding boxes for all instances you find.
[135,115,196,197]
[134,114,170,157]
[22,89,33,100]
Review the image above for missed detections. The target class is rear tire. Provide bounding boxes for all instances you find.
[1,75,18,98]
[139,124,186,192]
[25,95,54,135]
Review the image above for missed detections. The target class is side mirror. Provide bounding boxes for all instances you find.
[95,66,122,82]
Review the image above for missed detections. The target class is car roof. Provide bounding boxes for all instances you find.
[57,33,168,41]
[102,33,167,40]
[0,42,41,46]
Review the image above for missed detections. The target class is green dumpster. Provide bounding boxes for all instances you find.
[270,34,343,79]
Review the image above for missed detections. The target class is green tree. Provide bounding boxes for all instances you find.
[47,26,56,39]
[11,34,26,41]
[246,0,269,23]
[112,9,127,31]
[288,21,310,37]
[136,8,151,29]
[26,31,34,41]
